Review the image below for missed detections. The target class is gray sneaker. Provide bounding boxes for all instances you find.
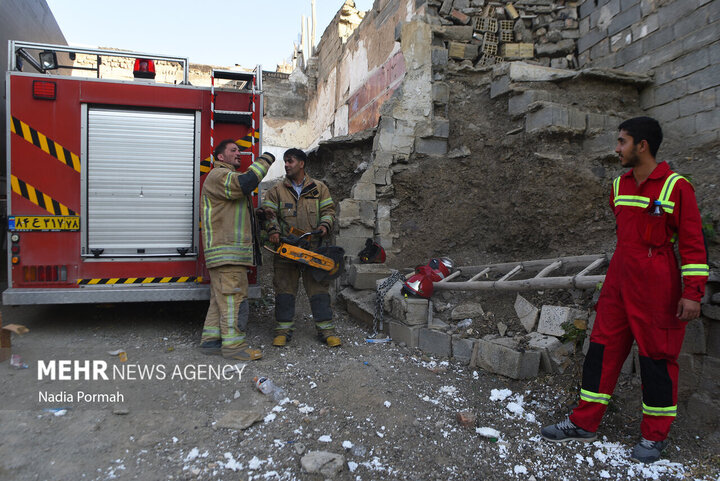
[541,417,597,443]
[631,437,668,464]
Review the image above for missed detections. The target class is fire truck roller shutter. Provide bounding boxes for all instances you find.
[85,108,198,257]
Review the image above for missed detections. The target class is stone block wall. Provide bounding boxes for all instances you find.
[577,0,720,147]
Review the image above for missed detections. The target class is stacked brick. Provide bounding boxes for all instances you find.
[426,0,581,69]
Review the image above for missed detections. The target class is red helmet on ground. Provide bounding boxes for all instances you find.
[427,258,451,280]
[358,238,386,264]
[402,271,434,299]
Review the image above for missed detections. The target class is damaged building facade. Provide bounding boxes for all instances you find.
[268,0,720,430]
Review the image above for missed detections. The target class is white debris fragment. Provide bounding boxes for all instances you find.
[183,447,199,462]
[506,401,524,416]
[514,465,527,474]
[384,401,391,408]
[476,427,501,440]
[172,437,179,443]
[342,440,354,449]
[490,388,512,401]
[247,456,264,470]
[264,412,277,423]
[472,371,479,380]
[222,453,243,471]
[318,435,332,443]
[348,461,359,472]
[299,404,315,414]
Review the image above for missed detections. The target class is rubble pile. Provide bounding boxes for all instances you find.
[427,0,580,69]
[339,264,594,380]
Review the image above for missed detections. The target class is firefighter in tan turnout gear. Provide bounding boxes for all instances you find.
[198,139,275,361]
[262,148,341,347]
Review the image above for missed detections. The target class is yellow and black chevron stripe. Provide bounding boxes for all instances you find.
[77,276,203,285]
[201,131,260,175]
[11,116,81,172]
[11,175,76,216]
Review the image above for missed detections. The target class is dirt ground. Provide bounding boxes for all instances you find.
[1,258,719,481]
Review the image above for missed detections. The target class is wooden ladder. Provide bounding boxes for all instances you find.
[433,253,609,292]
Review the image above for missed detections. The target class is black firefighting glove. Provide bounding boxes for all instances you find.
[259,152,275,164]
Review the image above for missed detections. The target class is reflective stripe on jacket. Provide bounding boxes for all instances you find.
[201,156,272,268]
[610,161,708,302]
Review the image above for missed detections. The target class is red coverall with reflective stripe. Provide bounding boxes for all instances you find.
[570,161,708,441]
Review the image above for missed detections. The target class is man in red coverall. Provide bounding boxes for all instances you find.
[541,117,709,464]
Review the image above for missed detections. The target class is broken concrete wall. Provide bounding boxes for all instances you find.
[577,0,720,148]
[304,0,417,147]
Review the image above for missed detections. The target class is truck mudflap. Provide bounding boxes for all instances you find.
[2,285,261,305]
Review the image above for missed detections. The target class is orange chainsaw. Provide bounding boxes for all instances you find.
[264,228,345,281]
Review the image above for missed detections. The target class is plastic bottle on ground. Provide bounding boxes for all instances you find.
[253,376,286,402]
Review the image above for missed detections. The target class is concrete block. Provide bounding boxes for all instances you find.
[550,57,569,69]
[433,119,450,138]
[433,82,450,104]
[449,41,468,59]
[679,89,716,117]
[389,321,420,348]
[415,138,448,155]
[337,199,375,228]
[696,109,720,135]
[451,302,485,321]
[432,25,474,42]
[490,75,511,98]
[608,3,641,36]
[381,281,405,318]
[685,392,720,427]
[515,294,539,333]
[505,62,575,82]
[577,27,606,54]
[431,47,449,66]
[474,338,541,379]
[677,353,700,398]
[348,264,393,291]
[537,305,587,337]
[687,63,720,95]
[700,357,720,398]
[373,167,391,186]
[452,336,475,364]
[340,287,377,331]
[631,13,658,40]
[419,328,452,357]
[525,103,586,135]
[351,182,376,201]
[583,131,616,155]
[536,39,576,57]
[406,298,430,326]
[527,332,562,373]
[391,135,415,155]
[706,319,720,357]
[508,90,552,117]
[681,318,707,354]
[439,0,453,15]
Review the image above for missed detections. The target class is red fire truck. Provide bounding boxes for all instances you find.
[4,41,263,305]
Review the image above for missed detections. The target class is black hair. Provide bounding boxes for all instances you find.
[283,148,307,163]
[213,139,236,161]
[618,116,663,157]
